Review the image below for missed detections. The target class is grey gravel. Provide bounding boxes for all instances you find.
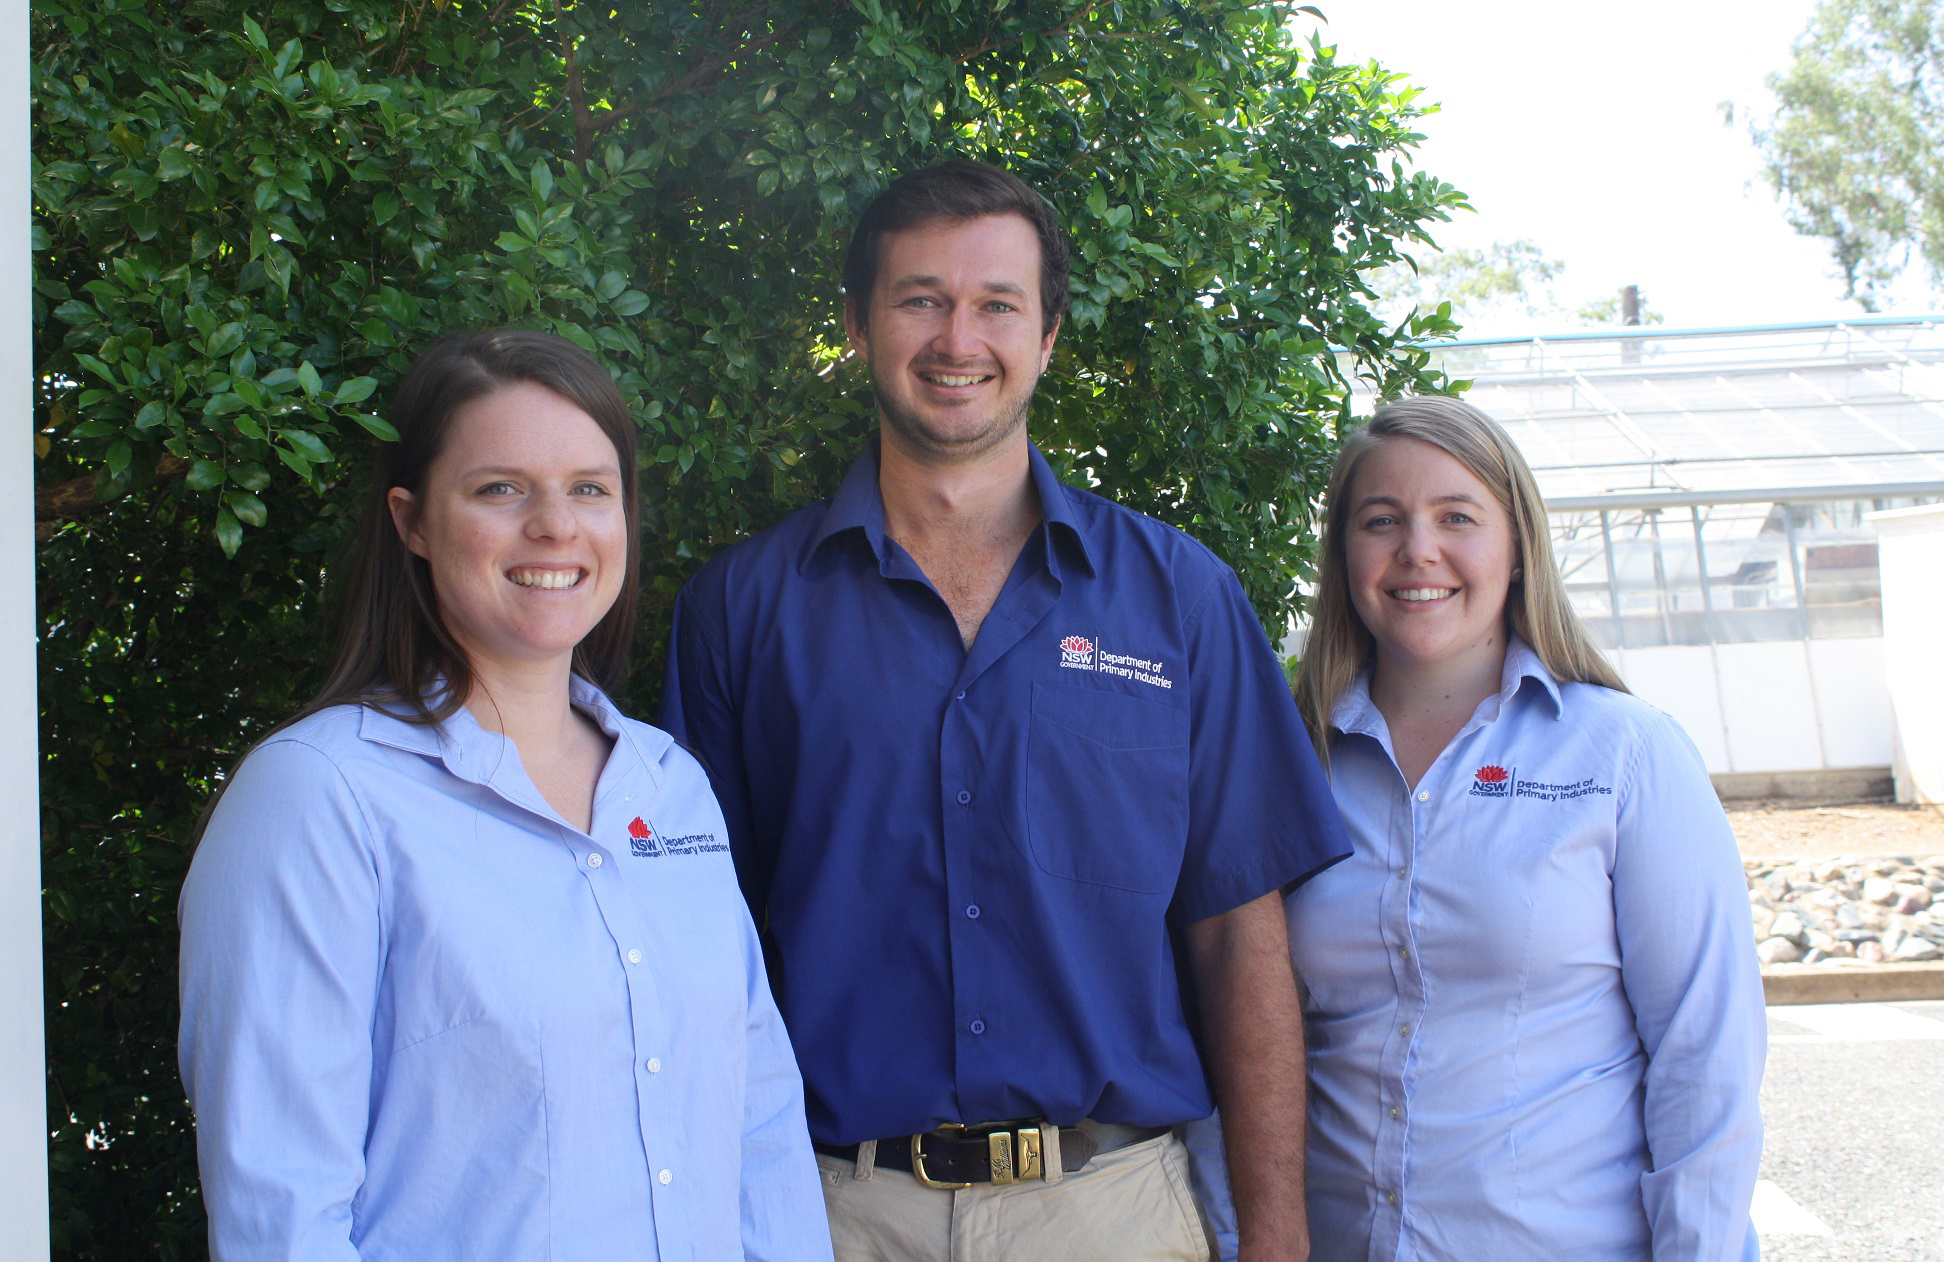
[1746,856,1944,968]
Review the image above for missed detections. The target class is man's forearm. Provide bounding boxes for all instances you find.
[1187,891,1310,1262]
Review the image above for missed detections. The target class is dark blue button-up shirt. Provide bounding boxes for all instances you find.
[662,442,1347,1144]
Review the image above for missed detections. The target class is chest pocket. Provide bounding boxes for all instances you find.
[1025,681,1190,893]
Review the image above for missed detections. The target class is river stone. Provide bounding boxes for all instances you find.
[1758,937,1804,965]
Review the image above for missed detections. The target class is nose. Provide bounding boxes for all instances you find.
[932,304,979,359]
[525,488,580,540]
[1396,519,1437,565]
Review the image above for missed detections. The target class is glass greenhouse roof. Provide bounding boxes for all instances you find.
[1371,317,1944,509]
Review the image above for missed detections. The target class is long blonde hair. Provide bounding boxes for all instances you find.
[1294,396,1625,762]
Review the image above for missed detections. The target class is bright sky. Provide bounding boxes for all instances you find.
[1300,0,1934,336]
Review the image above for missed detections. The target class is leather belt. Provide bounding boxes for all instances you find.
[814,1120,1170,1189]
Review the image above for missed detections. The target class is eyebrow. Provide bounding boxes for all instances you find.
[887,273,1030,298]
[1353,492,1485,512]
[461,464,620,479]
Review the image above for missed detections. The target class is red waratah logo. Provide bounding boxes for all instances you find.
[1061,635,1094,654]
[628,817,651,840]
[1474,765,1510,784]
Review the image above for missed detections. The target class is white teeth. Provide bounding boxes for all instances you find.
[1392,587,1454,602]
[509,568,583,589]
[924,373,988,386]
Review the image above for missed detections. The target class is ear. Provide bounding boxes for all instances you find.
[387,487,428,559]
[843,296,869,357]
[1037,312,1062,372]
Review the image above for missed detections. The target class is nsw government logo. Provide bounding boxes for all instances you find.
[1470,765,1513,798]
[627,816,662,857]
[1056,631,1175,690]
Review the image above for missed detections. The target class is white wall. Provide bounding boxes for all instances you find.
[1808,638,1893,768]
[2,0,51,1252]
[1870,504,1944,805]
[1613,638,1891,777]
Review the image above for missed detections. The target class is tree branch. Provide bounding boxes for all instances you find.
[36,456,189,539]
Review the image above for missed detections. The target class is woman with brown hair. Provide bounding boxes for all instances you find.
[178,329,829,1261]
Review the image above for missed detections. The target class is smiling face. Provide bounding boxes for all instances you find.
[846,212,1060,465]
[1344,436,1520,688]
[387,380,627,685]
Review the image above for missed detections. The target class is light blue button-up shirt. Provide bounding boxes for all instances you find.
[1285,639,1764,1262]
[178,678,831,1262]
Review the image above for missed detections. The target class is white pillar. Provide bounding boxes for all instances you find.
[1869,503,1944,808]
[1,0,51,1254]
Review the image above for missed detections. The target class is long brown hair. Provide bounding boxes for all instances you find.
[1294,395,1625,763]
[311,328,641,724]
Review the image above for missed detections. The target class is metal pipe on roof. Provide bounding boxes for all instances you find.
[1546,481,1944,511]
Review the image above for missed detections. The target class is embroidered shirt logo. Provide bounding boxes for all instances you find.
[627,816,662,857]
[1467,765,1613,801]
[1056,632,1174,690]
[626,814,728,858]
[1470,765,1513,798]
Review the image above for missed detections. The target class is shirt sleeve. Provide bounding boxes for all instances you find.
[1178,567,1350,922]
[661,580,771,917]
[734,909,835,1262]
[177,737,381,1262]
[1611,710,1765,1262]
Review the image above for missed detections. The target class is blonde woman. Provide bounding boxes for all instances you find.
[1287,396,1764,1261]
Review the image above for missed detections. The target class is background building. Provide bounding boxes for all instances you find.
[1358,317,1944,800]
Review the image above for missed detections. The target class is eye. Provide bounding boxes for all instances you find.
[1444,511,1476,525]
[572,481,613,497]
[897,295,940,310]
[1360,513,1397,529]
[476,481,518,497]
[986,300,1018,314]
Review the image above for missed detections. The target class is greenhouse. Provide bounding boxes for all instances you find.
[1361,317,1944,794]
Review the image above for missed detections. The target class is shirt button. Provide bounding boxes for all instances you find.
[658,1169,672,1185]
[1416,790,1429,802]
[627,948,643,964]
[1400,1024,1411,1036]
[969,1018,986,1035]
[1389,1106,1401,1119]
[956,790,972,805]
[956,691,967,700]
[587,853,603,869]
[646,1057,662,1073]
[1386,1190,1398,1206]
[965,904,981,919]
[1399,947,1410,960]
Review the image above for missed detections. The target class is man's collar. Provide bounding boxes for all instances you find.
[801,436,1097,578]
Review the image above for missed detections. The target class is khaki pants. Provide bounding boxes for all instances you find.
[817,1130,1214,1262]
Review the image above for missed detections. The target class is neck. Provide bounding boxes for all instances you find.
[1367,636,1507,732]
[878,426,1039,544]
[462,656,581,752]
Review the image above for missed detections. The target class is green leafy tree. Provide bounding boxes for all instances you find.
[1756,0,1944,308]
[34,1,1462,1254]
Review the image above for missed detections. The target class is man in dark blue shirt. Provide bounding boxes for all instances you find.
[662,159,1347,1262]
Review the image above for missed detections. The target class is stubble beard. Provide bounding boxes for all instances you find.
[876,381,1037,465]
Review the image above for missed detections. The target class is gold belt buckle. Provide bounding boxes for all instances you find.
[910,1126,973,1190]
[911,1122,1049,1188]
